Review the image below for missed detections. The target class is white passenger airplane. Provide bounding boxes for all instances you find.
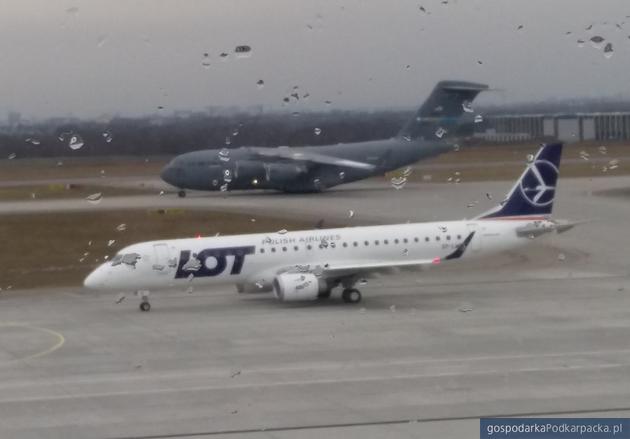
[85,143,574,311]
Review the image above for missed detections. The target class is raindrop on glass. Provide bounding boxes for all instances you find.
[590,35,605,49]
[256,79,264,89]
[389,304,397,312]
[577,39,585,48]
[402,248,409,256]
[557,253,566,261]
[390,176,407,190]
[220,183,228,192]
[234,45,252,58]
[453,143,461,152]
[115,293,126,304]
[603,42,614,58]
[107,239,116,247]
[598,145,607,154]
[435,127,447,138]
[201,52,211,68]
[86,193,103,205]
[462,100,474,113]
[474,115,483,124]
[338,171,345,180]
[68,134,85,150]
[218,148,230,162]
[526,153,534,163]
[314,127,322,135]
[115,223,127,232]
[358,279,368,286]
[348,210,355,218]
[8,153,16,160]
[102,130,113,143]
[225,136,231,145]
[277,229,288,235]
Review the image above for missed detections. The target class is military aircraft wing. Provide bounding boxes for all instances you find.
[252,147,375,170]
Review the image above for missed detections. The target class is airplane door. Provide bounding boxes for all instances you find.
[152,243,174,275]
[466,223,482,252]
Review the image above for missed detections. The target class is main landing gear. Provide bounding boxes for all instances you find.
[341,288,362,304]
[177,190,186,198]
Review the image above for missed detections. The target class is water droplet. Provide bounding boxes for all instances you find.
[25,137,41,145]
[277,229,288,235]
[485,192,493,200]
[402,166,413,178]
[577,39,585,48]
[220,183,228,192]
[256,79,264,89]
[102,130,113,143]
[338,171,345,180]
[348,210,355,218]
[292,111,300,117]
[579,150,590,161]
[557,253,566,261]
[419,5,427,13]
[225,136,231,146]
[8,153,16,160]
[68,134,84,150]
[115,223,127,232]
[526,153,534,163]
[458,302,473,312]
[435,127,447,138]
[107,239,116,247]
[314,127,322,135]
[477,60,483,65]
[462,100,474,113]
[219,52,229,60]
[86,193,103,204]
[223,169,232,182]
[218,148,230,162]
[390,176,407,190]
[115,293,126,304]
[604,42,614,58]
[516,24,524,31]
[389,304,397,312]
[324,100,332,106]
[359,279,368,286]
[590,35,605,49]
[453,144,461,152]
[201,52,211,68]
[467,201,478,208]
[234,45,252,58]
[402,248,409,256]
[212,179,219,187]
[598,145,608,154]
[474,115,484,123]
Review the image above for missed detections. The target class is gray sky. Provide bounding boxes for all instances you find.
[1,0,629,119]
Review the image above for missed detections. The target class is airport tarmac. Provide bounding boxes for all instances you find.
[1,174,630,438]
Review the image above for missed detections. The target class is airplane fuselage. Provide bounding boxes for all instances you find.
[84,218,548,292]
[160,138,451,193]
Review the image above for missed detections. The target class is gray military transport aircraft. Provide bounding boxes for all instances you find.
[160,80,488,196]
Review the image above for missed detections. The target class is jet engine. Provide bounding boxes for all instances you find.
[263,163,304,184]
[273,273,328,301]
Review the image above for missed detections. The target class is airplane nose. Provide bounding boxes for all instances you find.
[160,164,177,186]
[84,265,106,289]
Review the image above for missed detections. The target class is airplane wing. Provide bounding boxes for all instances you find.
[321,258,439,278]
[253,147,375,170]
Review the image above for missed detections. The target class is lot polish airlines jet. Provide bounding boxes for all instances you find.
[85,143,574,311]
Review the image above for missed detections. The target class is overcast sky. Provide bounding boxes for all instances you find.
[1,0,629,119]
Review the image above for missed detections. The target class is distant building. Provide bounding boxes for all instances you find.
[474,112,630,143]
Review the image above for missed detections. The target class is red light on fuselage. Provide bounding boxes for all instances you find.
[432,257,441,265]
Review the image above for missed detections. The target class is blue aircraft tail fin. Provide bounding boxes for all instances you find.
[477,143,563,219]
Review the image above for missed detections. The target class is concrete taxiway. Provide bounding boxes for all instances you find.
[1,174,630,438]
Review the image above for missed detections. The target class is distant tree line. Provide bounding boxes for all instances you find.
[0,110,408,159]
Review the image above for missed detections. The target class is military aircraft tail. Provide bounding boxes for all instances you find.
[397,80,489,140]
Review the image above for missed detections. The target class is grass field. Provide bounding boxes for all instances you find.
[0,183,154,201]
[0,210,320,290]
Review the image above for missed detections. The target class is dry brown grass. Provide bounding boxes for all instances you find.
[0,210,319,290]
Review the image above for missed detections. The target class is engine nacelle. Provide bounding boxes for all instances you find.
[273,273,327,301]
[264,163,304,184]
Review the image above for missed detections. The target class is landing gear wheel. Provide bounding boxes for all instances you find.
[177,190,186,198]
[139,301,151,312]
[342,288,362,304]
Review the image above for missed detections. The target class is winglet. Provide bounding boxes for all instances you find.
[477,143,563,219]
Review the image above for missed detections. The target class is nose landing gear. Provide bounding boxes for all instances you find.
[177,190,186,198]
[137,290,151,312]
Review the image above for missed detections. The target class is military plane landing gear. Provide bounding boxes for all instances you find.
[177,190,186,198]
[342,288,362,304]
[137,290,151,312]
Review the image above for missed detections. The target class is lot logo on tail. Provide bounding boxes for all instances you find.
[519,159,558,207]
